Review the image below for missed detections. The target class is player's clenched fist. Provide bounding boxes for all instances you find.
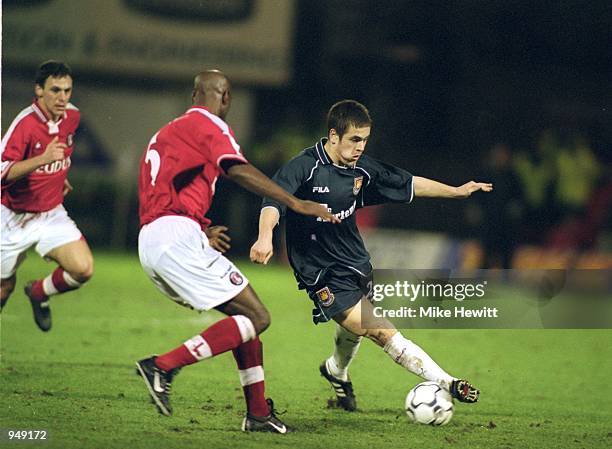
[42,136,67,164]
[250,238,274,265]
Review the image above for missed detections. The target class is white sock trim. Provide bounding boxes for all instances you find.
[42,276,59,296]
[238,366,264,386]
[62,270,81,288]
[184,335,212,360]
[232,315,256,343]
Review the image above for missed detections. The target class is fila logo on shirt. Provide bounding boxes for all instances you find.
[313,186,330,193]
[35,156,72,175]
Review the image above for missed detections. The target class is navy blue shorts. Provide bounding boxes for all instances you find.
[299,267,373,324]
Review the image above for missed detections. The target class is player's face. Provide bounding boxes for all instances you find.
[334,125,370,166]
[35,76,73,122]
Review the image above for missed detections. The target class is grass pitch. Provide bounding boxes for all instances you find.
[1,252,611,449]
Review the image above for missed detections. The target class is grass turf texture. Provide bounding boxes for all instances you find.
[1,252,611,449]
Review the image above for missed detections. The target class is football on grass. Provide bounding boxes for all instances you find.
[405,381,454,426]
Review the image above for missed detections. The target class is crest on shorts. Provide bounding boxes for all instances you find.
[316,286,335,307]
[229,271,244,286]
[353,176,364,195]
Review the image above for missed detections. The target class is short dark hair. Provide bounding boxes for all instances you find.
[327,100,372,139]
[35,60,72,87]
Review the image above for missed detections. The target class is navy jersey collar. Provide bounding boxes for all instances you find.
[315,138,333,165]
[315,137,359,170]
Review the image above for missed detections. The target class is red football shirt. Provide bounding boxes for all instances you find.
[138,106,248,229]
[1,101,80,213]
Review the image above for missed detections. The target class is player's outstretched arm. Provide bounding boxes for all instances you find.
[3,136,66,182]
[413,176,493,199]
[226,163,340,223]
[250,207,280,265]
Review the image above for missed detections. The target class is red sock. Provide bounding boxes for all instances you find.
[50,267,80,293]
[30,268,81,302]
[156,316,247,371]
[233,337,269,417]
[29,280,47,302]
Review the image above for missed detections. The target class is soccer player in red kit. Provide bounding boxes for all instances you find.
[135,70,338,433]
[1,60,94,331]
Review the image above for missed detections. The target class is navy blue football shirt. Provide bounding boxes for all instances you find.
[262,138,414,287]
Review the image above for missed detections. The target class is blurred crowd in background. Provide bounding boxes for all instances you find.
[2,0,611,269]
[469,130,610,268]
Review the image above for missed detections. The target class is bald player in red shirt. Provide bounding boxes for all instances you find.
[1,60,94,332]
[135,70,338,434]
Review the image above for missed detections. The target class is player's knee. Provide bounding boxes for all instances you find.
[365,328,394,347]
[249,307,271,335]
[67,259,94,283]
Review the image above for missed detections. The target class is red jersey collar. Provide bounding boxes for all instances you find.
[31,100,66,124]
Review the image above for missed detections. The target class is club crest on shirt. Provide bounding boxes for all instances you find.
[67,134,74,147]
[353,176,363,195]
[229,271,244,286]
[316,286,335,307]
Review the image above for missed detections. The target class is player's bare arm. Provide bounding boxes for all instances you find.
[226,163,340,223]
[250,207,280,264]
[3,136,67,182]
[205,225,231,253]
[413,176,493,199]
[62,179,73,196]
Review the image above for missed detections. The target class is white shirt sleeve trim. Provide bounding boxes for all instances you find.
[408,177,414,203]
[1,106,34,156]
[216,153,248,169]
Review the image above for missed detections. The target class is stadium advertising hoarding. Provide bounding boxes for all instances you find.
[3,0,295,86]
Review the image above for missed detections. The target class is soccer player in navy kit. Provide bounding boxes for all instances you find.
[251,100,492,411]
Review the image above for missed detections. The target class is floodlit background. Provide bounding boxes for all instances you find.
[3,0,611,270]
[2,2,612,449]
